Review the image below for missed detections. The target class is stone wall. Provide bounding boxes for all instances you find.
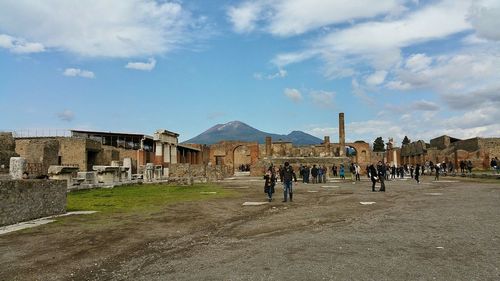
[0,132,18,172]
[0,179,66,226]
[15,138,59,176]
[169,163,230,183]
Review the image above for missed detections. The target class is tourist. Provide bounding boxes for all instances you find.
[490,158,497,173]
[311,165,318,184]
[332,164,338,177]
[435,163,440,181]
[350,163,356,181]
[318,166,324,183]
[410,165,414,179]
[339,164,345,180]
[467,160,473,174]
[355,163,361,181]
[281,162,297,202]
[377,161,386,192]
[368,164,378,192]
[415,164,421,184]
[263,169,276,202]
[391,165,396,179]
[304,165,310,183]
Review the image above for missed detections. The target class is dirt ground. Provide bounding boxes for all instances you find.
[1,176,499,281]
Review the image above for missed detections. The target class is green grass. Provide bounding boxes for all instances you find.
[67,184,235,214]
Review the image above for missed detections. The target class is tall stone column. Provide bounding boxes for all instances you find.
[339,113,345,156]
[265,136,272,157]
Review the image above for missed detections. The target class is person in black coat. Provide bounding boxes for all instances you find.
[377,161,386,192]
[263,170,276,202]
[280,162,297,202]
[415,164,421,184]
[368,164,378,192]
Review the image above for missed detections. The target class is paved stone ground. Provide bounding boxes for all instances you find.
[1,176,499,281]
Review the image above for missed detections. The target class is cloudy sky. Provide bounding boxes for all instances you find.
[1,0,499,144]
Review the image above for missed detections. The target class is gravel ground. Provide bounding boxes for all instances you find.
[1,176,499,281]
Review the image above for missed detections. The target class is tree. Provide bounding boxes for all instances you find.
[402,136,411,146]
[373,137,385,152]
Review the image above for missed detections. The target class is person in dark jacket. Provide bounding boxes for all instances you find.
[311,165,318,184]
[368,164,377,192]
[263,169,276,202]
[377,161,386,192]
[280,162,297,202]
[415,164,420,184]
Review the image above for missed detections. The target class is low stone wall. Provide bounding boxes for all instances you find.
[0,179,66,226]
[169,164,230,184]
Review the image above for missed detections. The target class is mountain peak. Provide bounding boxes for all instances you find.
[184,121,322,145]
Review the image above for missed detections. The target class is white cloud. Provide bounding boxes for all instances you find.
[310,90,335,108]
[125,58,156,71]
[284,88,302,102]
[387,50,500,93]
[405,53,432,72]
[227,2,263,33]
[227,0,403,36]
[469,0,500,41]
[57,110,75,122]
[0,34,45,54]
[366,70,388,86]
[63,68,95,79]
[254,68,287,80]
[0,0,200,58]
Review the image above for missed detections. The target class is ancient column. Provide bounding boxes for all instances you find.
[324,136,331,156]
[339,113,345,156]
[265,136,272,157]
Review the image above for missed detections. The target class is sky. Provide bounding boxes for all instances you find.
[0,0,499,144]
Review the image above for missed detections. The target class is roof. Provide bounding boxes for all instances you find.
[178,143,201,151]
[71,129,154,139]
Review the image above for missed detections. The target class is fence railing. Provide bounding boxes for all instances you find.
[9,129,72,138]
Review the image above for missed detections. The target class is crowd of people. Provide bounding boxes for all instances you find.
[263,157,498,202]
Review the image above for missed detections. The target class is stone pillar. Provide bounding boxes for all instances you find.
[123,157,132,180]
[9,157,26,179]
[324,136,331,156]
[265,136,272,157]
[339,113,345,156]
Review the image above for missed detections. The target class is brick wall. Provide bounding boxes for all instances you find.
[0,179,66,226]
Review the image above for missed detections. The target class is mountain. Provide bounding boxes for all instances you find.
[184,121,323,145]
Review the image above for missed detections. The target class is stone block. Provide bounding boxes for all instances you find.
[9,157,26,179]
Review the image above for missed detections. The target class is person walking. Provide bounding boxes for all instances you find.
[434,163,440,181]
[377,161,386,192]
[355,163,361,181]
[415,164,421,184]
[339,164,345,180]
[263,169,276,202]
[318,166,324,184]
[281,162,297,202]
[368,164,378,192]
[311,165,318,184]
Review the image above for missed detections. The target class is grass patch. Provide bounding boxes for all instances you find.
[67,183,235,214]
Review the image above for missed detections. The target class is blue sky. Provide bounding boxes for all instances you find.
[1,0,499,144]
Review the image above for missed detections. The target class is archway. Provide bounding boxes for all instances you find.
[233,145,251,173]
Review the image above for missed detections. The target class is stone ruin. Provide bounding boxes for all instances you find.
[0,132,19,176]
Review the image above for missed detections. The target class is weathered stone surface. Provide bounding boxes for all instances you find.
[0,179,66,226]
[9,157,26,179]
